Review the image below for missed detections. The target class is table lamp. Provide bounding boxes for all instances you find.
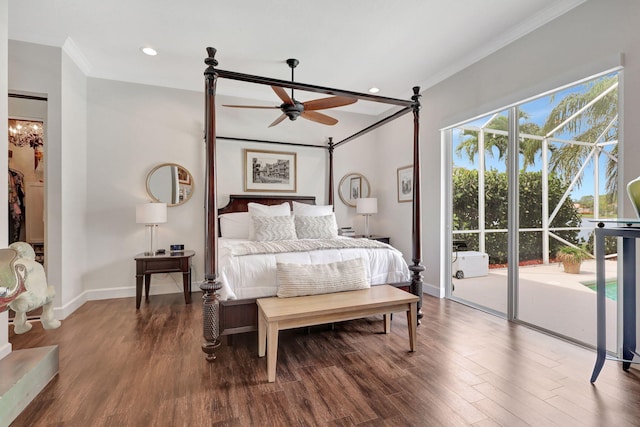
[356,197,378,238]
[136,203,167,255]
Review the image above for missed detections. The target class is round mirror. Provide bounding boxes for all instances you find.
[338,173,370,208]
[146,163,194,207]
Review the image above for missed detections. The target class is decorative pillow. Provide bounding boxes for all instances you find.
[276,257,369,298]
[219,212,251,239]
[295,214,338,239]
[247,202,291,240]
[253,215,297,241]
[292,201,333,217]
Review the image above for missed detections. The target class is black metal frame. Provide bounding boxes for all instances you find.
[200,47,423,361]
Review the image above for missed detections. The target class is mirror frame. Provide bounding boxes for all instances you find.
[146,162,194,207]
[338,173,371,208]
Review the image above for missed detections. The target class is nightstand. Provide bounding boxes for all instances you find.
[355,235,390,244]
[134,250,195,309]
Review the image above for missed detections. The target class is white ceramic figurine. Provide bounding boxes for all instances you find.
[7,242,60,334]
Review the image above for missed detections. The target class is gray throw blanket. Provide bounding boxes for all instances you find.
[229,238,391,256]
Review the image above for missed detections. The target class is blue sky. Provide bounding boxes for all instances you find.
[452,74,618,201]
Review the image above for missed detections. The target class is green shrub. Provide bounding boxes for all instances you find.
[453,168,581,265]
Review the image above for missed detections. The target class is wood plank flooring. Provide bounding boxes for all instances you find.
[8,292,640,426]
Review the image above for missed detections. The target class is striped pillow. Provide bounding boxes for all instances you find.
[252,215,297,241]
[276,258,369,298]
[295,214,338,239]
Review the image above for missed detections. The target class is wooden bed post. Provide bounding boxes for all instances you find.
[328,137,334,206]
[201,47,222,361]
[410,86,425,320]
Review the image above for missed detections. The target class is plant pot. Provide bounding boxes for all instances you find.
[562,261,581,274]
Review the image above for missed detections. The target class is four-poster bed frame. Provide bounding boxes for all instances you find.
[200,47,424,361]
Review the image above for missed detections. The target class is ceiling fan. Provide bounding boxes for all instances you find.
[223,58,357,127]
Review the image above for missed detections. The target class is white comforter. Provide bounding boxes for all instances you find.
[217,237,410,300]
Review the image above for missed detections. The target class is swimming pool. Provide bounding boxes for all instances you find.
[582,280,617,301]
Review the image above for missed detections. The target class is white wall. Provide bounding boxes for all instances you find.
[84,78,205,296]
[84,77,375,299]
[6,41,379,312]
[1,0,10,360]
[377,0,640,300]
[59,48,87,311]
[8,41,65,311]
[8,40,88,317]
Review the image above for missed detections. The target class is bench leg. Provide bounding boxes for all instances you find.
[407,302,417,352]
[258,310,267,358]
[267,321,279,383]
[383,313,391,334]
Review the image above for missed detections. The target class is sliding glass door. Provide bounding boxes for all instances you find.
[450,109,510,316]
[446,71,620,349]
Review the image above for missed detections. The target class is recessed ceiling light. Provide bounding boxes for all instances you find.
[141,47,157,56]
[369,87,380,93]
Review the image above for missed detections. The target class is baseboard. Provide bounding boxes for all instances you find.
[54,291,89,319]
[85,283,183,301]
[52,284,185,320]
[423,281,443,298]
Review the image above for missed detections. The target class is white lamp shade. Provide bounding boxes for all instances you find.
[136,203,167,224]
[356,198,378,214]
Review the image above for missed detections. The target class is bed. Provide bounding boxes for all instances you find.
[214,194,411,339]
[200,48,424,361]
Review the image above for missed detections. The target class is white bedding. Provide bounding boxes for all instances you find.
[217,236,410,300]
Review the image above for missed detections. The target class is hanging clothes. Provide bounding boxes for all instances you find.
[8,168,25,243]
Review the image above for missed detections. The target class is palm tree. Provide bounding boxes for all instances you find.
[455,113,543,170]
[455,74,619,199]
[543,75,618,198]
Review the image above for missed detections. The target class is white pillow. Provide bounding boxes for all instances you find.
[292,201,333,217]
[253,215,297,241]
[247,202,291,240]
[219,212,251,239]
[276,258,369,298]
[295,214,338,239]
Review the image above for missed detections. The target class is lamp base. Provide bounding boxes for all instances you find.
[144,224,158,256]
[364,214,372,238]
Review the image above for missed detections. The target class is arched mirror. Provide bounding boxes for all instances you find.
[146,163,194,207]
[338,173,370,208]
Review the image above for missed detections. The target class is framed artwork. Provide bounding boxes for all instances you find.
[350,176,361,201]
[244,149,297,192]
[397,165,413,203]
[177,167,191,185]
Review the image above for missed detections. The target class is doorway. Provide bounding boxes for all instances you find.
[445,70,620,350]
[8,93,48,319]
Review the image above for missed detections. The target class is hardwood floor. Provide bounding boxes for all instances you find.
[9,292,640,426]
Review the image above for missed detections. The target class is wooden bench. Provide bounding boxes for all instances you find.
[257,285,419,382]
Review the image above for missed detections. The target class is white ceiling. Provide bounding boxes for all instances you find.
[9,0,586,116]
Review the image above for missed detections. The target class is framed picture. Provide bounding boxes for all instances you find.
[244,149,297,192]
[350,176,361,201]
[397,165,413,203]
[177,167,191,185]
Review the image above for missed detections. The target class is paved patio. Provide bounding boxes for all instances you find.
[452,258,619,350]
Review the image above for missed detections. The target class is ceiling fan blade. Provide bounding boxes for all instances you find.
[303,96,357,111]
[300,111,338,126]
[268,113,288,128]
[222,104,280,109]
[271,86,293,104]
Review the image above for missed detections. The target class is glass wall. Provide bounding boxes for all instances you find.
[447,72,619,350]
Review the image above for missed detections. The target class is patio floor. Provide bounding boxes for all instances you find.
[451,258,619,350]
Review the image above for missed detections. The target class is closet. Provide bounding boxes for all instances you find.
[8,94,47,264]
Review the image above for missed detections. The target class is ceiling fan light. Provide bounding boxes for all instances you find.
[141,47,157,56]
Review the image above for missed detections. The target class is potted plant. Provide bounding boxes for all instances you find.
[556,245,590,274]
